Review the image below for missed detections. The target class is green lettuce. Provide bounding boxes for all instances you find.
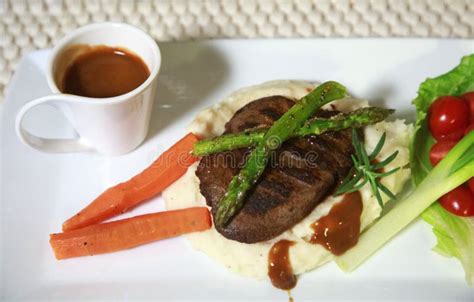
[411,54,474,284]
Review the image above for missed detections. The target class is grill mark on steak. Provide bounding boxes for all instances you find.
[237,122,261,132]
[244,190,284,215]
[196,95,357,243]
[276,165,320,185]
[305,134,353,180]
[276,150,308,169]
[259,107,283,121]
[258,177,292,198]
[224,96,295,134]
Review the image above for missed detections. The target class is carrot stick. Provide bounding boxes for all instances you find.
[51,207,211,259]
[62,133,200,232]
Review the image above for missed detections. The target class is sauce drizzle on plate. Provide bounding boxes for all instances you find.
[268,239,297,290]
[310,191,363,255]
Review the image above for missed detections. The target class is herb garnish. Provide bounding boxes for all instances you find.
[335,129,400,208]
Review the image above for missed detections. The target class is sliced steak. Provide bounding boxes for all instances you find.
[196,95,356,243]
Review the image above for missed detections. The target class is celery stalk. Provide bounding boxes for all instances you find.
[335,131,474,272]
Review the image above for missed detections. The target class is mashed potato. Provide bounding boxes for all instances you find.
[163,80,413,279]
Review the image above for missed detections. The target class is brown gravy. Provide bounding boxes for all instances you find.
[268,239,297,290]
[62,46,149,98]
[310,191,363,255]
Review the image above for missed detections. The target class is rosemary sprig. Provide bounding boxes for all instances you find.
[335,129,400,208]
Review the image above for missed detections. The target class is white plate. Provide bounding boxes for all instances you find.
[2,39,473,302]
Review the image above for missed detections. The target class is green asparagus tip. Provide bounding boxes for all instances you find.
[318,81,347,100]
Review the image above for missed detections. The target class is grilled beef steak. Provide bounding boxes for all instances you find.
[196,95,356,243]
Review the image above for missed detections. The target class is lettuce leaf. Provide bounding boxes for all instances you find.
[411,54,474,284]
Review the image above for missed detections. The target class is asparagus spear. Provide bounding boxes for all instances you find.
[193,107,395,156]
[215,81,347,227]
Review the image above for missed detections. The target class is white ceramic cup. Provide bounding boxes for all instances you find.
[15,23,161,156]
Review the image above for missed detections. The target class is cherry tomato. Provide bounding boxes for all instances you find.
[428,96,469,141]
[460,92,474,123]
[429,141,457,166]
[468,178,474,195]
[439,185,474,217]
[464,123,474,136]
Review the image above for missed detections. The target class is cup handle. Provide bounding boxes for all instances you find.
[15,95,94,153]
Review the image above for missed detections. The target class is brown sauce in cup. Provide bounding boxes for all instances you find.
[62,46,149,98]
[310,191,363,256]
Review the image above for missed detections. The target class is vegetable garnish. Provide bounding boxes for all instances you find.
[428,96,470,142]
[215,81,347,227]
[335,130,474,275]
[336,55,474,284]
[438,185,474,217]
[51,207,211,259]
[193,107,395,156]
[410,54,474,284]
[63,133,199,231]
[335,129,400,208]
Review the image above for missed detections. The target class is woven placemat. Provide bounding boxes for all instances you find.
[1,0,473,100]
